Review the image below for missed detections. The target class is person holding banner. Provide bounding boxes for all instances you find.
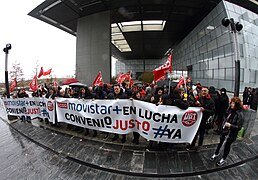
[46,88,59,127]
[147,86,166,151]
[171,88,189,110]
[131,90,143,144]
[210,97,244,166]
[150,86,164,105]
[109,84,128,143]
[191,87,215,152]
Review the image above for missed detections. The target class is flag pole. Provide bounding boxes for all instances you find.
[36,66,39,97]
[168,72,171,95]
[168,49,173,95]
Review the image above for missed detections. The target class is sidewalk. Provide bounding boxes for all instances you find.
[6,117,258,178]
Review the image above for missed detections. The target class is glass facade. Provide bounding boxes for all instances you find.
[115,59,164,78]
[115,1,258,92]
[173,1,258,92]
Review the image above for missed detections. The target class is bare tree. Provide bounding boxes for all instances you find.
[9,60,25,87]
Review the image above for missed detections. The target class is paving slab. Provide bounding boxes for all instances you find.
[1,117,257,179]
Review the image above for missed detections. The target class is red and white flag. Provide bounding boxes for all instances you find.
[53,77,57,88]
[10,78,17,92]
[29,75,38,91]
[153,54,172,82]
[155,76,166,82]
[176,76,185,88]
[176,76,191,88]
[38,67,44,78]
[93,71,103,86]
[116,71,131,84]
[43,68,52,76]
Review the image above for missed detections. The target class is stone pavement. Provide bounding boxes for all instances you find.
[0,117,257,179]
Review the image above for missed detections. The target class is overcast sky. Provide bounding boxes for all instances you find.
[0,1,77,83]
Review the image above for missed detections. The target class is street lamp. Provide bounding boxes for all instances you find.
[3,43,12,98]
[222,18,243,97]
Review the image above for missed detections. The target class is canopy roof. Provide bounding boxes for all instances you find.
[29,0,258,60]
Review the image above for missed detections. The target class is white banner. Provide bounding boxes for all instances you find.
[3,98,55,123]
[0,98,8,120]
[56,98,202,143]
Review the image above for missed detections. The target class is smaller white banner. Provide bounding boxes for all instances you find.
[3,98,55,123]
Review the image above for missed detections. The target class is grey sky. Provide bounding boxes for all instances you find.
[0,0,76,83]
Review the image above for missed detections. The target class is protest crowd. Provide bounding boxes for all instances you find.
[2,76,252,167]
[1,57,254,167]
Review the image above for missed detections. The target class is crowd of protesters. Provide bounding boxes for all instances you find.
[2,80,251,166]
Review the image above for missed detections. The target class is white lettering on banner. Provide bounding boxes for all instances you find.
[2,97,203,143]
[3,98,55,123]
[56,98,202,143]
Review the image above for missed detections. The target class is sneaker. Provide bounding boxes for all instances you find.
[216,158,225,166]
[210,154,219,161]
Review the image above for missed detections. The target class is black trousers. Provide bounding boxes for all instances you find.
[191,124,206,146]
[215,134,235,159]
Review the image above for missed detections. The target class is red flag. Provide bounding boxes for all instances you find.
[93,72,103,86]
[29,75,38,91]
[38,67,44,78]
[176,76,185,88]
[155,76,166,82]
[186,77,191,83]
[153,54,172,82]
[53,77,57,87]
[10,78,17,92]
[43,68,52,76]
[116,71,131,84]
[129,78,134,88]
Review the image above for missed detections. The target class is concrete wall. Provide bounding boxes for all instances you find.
[76,11,111,86]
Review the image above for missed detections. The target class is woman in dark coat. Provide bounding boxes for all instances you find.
[210,97,244,166]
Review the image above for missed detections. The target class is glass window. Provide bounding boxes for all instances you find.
[218,46,225,58]
[214,69,219,79]
[197,70,203,79]
[204,69,213,79]
[218,68,225,80]
[208,39,217,51]
[224,44,233,56]
[249,69,256,83]
[200,45,207,54]
[225,68,233,80]
[239,68,243,82]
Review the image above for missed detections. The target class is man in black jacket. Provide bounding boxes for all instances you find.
[109,84,128,143]
[191,87,215,152]
[172,88,189,110]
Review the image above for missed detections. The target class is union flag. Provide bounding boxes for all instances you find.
[10,78,17,92]
[38,67,44,78]
[92,71,103,86]
[153,54,172,82]
[116,71,131,84]
[29,75,38,91]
